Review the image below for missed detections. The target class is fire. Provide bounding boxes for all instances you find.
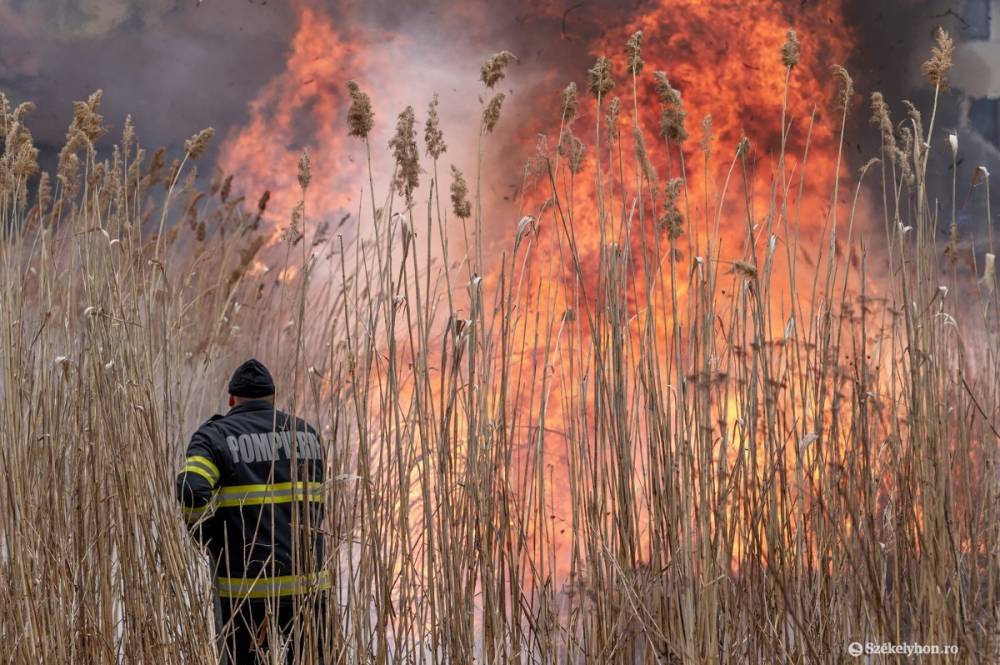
[219,0,857,261]
[218,0,864,575]
[510,0,858,297]
[498,1,860,571]
[217,0,362,241]
[609,0,855,245]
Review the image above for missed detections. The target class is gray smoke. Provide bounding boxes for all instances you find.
[3,0,985,238]
[1,0,298,173]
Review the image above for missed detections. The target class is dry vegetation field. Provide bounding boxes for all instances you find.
[1,28,999,663]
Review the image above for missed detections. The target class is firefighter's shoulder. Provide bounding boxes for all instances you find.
[196,413,225,431]
[190,414,229,461]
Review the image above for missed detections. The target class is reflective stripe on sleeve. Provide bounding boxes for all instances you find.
[216,481,324,508]
[182,455,221,485]
[181,494,218,524]
[216,570,330,599]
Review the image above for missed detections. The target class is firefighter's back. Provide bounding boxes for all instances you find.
[178,398,327,598]
[176,360,327,664]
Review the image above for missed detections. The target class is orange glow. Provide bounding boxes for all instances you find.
[218,0,867,576]
[501,0,861,573]
[218,0,363,243]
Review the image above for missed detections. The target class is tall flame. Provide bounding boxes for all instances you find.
[218,0,362,238]
[218,0,862,574]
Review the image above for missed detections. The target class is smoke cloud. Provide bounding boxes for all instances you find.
[2,0,975,234]
[1,0,297,171]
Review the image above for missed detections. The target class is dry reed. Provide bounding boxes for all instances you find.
[0,28,998,665]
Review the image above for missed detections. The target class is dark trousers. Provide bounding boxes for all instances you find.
[216,595,325,665]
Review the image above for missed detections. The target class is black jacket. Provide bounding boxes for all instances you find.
[176,400,326,599]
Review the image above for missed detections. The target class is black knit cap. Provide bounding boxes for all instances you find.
[228,358,275,398]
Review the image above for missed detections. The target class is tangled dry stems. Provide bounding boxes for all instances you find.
[0,29,998,664]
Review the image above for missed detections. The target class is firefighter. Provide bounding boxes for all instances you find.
[177,359,326,664]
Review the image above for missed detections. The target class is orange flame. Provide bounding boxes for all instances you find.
[218,0,362,240]
[219,0,863,576]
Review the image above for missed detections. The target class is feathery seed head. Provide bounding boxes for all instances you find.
[898,126,915,185]
[903,100,924,150]
[859,157,881,175]
[870,92,897,155]
[86,159,105,193]
[659,177,685,239]
[700,115,714,155]
[632,126,658,192]
[588,56,615,98]
[257,190,271,217]
[389,105,420,199]
[734,260,758,278]
[606,97,622,138]
[122,114,135,161]
[524,134,551,180]
[832,65,854,113]
[36,171,52,214]
[184,127,215,160]
[12,139,39,179]
[626,31,644,75]
[482,93,506,134]
[450,165,471,219]
[922,27,954,88]
[0,92,9,139]
[298,150,311,191]
[10,101,36,130]
[346,80,374,139]
[68,90,106,143]
[558,127,586,174]
[283,202,304,245]
[781,29,800,68]
[736,135,751,159]
[653,72,680,105]
[561,82,579,121]
[424,93,447,159]
[653,71,688,142]
[4,119,35,175]
[480,51,517,89]
[57,138,84,200]
[143,147,166,189]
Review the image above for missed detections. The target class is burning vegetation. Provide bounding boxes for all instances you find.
[0,2,999,663]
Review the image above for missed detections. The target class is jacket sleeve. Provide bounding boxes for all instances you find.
[176,429,224,526]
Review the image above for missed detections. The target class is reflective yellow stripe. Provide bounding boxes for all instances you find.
[181,495,218,524]
[216,481,324,508]
[181,504,207,522]
[216,571,330,599]
[184,456,220,484]
[182,464,217,486]
[217,481,324,495]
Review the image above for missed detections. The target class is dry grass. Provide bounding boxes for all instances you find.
[1,29,999,664]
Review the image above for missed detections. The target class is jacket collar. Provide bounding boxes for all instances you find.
[226,399,275,416]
